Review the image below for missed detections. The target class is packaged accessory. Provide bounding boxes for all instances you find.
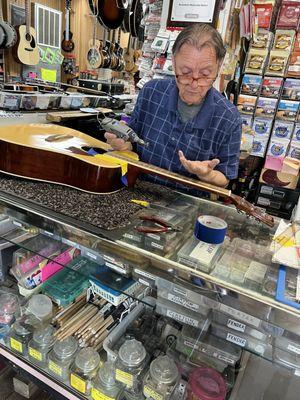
[261,77,283,98]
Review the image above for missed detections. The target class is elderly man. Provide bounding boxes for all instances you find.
[105,24,242,192]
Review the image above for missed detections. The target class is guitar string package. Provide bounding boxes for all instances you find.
[241,74,262,96]
[261,77,283,97]
[276,99,300,121]
[271,120,294,139]
[237,95,257,115]
[255,97,278,118]
[252,117,273,138]
[251,136,269,157]
[282,78,300,100]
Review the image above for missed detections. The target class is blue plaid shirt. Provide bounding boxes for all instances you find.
[129,79,242,194]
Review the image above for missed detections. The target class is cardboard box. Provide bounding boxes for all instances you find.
[259,168,299,189]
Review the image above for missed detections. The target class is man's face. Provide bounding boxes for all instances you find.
[173,43,220,105]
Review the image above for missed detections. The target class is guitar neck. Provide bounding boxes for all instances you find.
[0,0,4,23]
[111,153,231,198]
[65,8,70,41]
[25,0,30,35]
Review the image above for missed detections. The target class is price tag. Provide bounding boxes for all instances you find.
[29,347,42,361]
[49,360,62,376]
[10,337,23,353]
[91,388,114,400]
[144,386,163,400]
[115,369,133,387]
[70,374,87,394]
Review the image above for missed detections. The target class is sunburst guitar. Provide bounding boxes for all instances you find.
[0,124,274,227]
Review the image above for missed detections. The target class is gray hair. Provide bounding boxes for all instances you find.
[172,24,226,62]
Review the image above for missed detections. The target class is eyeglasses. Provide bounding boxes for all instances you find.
[175,74,217,86]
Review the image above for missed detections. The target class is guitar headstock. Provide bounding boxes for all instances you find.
[230,194,274,227]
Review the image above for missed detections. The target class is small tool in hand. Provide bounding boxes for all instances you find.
[136,215,182,234]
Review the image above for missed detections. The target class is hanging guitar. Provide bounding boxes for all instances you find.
[0,0,17,49]
[116,28,125,71]
[87,4,103,69]
[61,0,75,52]
[124,34,135,73]
[109,30,119,70]
[0,124,274,227]
[101,29,111,68]
[89,0,128,30]
[13,0,39,65]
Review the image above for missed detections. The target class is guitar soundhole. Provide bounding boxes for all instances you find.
[25,33,36,48]
[81,147,106,155]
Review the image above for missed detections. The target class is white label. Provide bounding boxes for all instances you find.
[173,286,187,296]
[87,251,97,260]
[124,234,135,240]
[139,278,150,287]
[43,230,54,236]
[226,332,246,347]
[134,268,155,281]
[13,221,22,227]
[218,354,234,364]
[287,344,300,355]
[220,304,260,327]
[227,319,246,332]
[184,339,199,350]
[167,293,199,311]
[103,254,115,263]
[105,262,126,274]
[151,242,163,250]
[166,309,198,327]
[260,185,273,195]
[147,233,161,241]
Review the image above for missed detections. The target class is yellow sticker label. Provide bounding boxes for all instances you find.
[91,387,114,400]
[70,374,87,394]
[49,360,62,376]
[95,153,128,176]
[10,337,23,353]
[29,347,42,361]
[143,386,163,400]
[115,369,133,387]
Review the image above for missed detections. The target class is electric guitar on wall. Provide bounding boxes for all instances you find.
[61,0,75,52]
[13,0,39,65]
[0,124,275,227]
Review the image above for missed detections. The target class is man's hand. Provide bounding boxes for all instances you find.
[104,132,132,151]
[179,150,220,176]
[178,150,228,187]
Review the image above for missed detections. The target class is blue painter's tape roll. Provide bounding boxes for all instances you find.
[194,215,227,244]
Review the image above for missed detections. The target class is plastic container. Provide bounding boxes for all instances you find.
[42,267,89,306]
[274,334,300,357]
[178,325,241,367]
[244,261,268,291]
[156,297,210,329]
[92,362,123,400]
[48,336,78,381]
[212,310,269,341]
[187,367,226,400]
[8,320,33,355]
[210,322,269,356]
[28,324,56,366]
[177,237,223,273]
[115,339,148,390]
[143,355,179,399]
[70,347,101,395]
[0,293,19,325]
[273,347,300,370]
[158,288,213,314]
[27,294,53,323]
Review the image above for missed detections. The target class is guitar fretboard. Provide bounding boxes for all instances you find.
[111,153,231,197]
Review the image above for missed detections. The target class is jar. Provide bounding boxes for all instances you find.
[92,362,123,400]
[123,387,145,400]
[70,347,101,395]
[187,367,226,400]
[0,293,19,325]
[48,336,78,381]
[115,339,148,390]
[8,321,33,355]
[27,294,53,324]
[143,355,179,399]
[28,324,56,366]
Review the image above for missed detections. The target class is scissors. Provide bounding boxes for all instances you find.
[136,215,182,234]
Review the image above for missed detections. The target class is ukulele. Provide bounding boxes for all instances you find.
[124,35,135,73]
[87,10,103,69]
[0,124,274,227]
[13,0,39,65]
[61,0,75,52]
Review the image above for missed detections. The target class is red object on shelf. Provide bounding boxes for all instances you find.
[188,367,226,400]
[276,2,300,28]
[254,4,273,29]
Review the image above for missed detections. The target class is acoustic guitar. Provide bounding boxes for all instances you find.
[0,124,274,227]
[124,35,135,73]
[14,0,39,65]
[61,0,75,53]
[87,10,103,69]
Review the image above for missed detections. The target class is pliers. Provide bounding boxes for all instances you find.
[136,215,182,234]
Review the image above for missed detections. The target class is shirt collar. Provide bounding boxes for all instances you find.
[167,80,215,129]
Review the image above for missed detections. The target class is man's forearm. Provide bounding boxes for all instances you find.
[197,170,229,187]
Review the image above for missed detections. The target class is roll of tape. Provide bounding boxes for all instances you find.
[194,215,227,244]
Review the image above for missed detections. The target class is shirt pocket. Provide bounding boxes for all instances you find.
[185,133,213,161]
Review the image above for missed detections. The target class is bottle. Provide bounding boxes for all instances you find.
[7,320,33,356]
[143,355,180,399]
[115,338,148,391]
[48,336,78,381]
[70,347,101,395]
[28,324,56,366]
[92,362,123,400]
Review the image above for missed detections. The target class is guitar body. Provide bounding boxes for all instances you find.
[87,39,103,69]
[97,0,125,29]
[101,40,111,68]
[0,20,17,48]
[61,30,75,52]
[14,25,39,65]
[124,47,135,72]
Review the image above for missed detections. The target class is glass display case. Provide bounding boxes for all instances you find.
[0,186,299,400]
